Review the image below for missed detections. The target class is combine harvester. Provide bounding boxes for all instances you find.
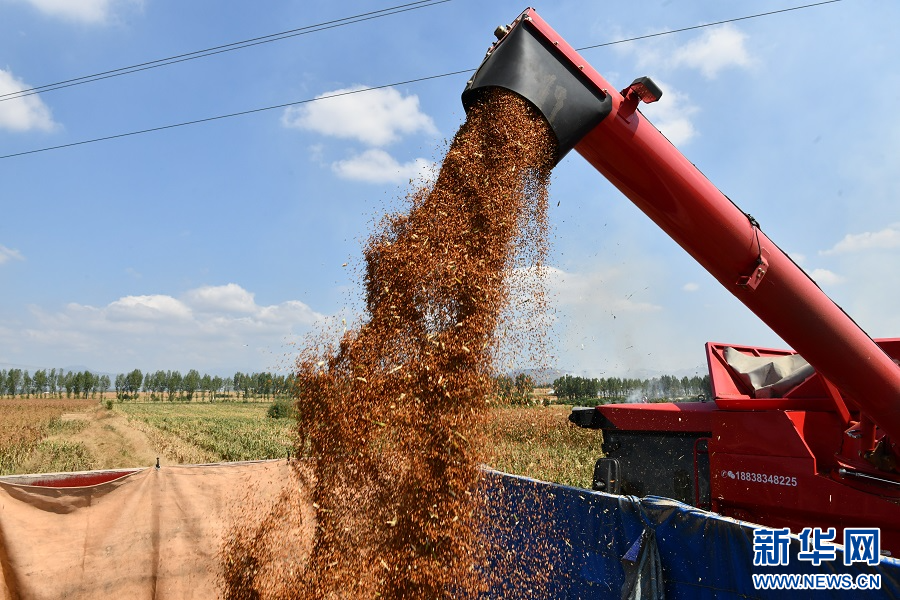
[3,7,900,599]
[464,6,900,598]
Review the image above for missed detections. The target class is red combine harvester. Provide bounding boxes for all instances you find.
[463,8,900,555]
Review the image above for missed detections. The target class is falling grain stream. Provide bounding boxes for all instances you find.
[222,89,557,599]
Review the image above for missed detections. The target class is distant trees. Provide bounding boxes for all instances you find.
[125,369,143,398]
[166,371,183,402]
[115,370,144,400]
[232,371,294,401]
[0,368,112,399]
[1,364,709,406]
[101,368,294,402]
[495,373,536,405]
[3,369,24,397]
[0,366,295,403]
[183,369,200,401]
[200,373,213,401]
[98,374,112,397]
[143,370,167,400]
[551,374,711,404]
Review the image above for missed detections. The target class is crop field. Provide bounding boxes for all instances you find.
[0,397,97,475]
[0,399,600,488]
[485,405,601,488]
[118,402,296,462]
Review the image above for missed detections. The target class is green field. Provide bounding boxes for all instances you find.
[119,402,297,462]
[1,399,601,489]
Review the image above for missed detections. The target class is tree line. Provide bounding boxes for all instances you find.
[495,373,535,406]
[1,368,111,400]
[3,366,710,405]
[128,369,294,402]
[0,367,294,402]
[551,374,711,404]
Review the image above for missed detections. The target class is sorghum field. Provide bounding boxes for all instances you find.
[0,397,97,475]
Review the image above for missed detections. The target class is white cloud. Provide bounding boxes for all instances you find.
[105,294,193,322]
[73,284,325,331]
[538,265,693,376]
[669,24,754,79]
[257,301,323,325]
[548,265,661,314]
[13,283,327,372]
[0,69,58,132]
[184,283,257,314]
[12,0,137,24]
[682,282,699,292]
[282,86,438,146]
[332,149,435,184]
[519,261,790,378]
[0,244,25,264]
[622,24,754,81]
[612,24,753,146]
[639,83,699,146]
[821,224,900,255]
[809,268,844,286]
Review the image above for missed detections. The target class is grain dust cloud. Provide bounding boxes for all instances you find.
[222,88,558,599]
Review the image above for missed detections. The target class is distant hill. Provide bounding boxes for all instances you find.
[0,361,48,372]
[616,365,708,380]
[507,367,574,387]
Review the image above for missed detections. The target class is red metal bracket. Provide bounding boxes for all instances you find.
[820,375,852,426]
[737,248,770,290]
[617,89,640,123]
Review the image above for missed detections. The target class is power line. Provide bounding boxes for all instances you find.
[576,0,846,51]
[0,70,473,160]
[0,0,847,161]
[0,0,451,103]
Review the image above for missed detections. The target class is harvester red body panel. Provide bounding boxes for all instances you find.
[463,8,900,554]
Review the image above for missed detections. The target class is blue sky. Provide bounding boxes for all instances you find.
[2,0,899,378]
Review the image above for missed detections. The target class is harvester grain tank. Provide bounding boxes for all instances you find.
[463,7,900,554]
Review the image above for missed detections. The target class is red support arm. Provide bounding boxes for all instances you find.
[518,9,900,441]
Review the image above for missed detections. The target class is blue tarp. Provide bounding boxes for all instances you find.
[484,471,900,599]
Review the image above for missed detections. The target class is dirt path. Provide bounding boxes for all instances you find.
[51,407,211,470]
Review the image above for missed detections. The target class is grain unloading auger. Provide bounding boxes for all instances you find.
[463,8,900,554]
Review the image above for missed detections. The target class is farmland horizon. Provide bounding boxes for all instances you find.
[0,360,708,383]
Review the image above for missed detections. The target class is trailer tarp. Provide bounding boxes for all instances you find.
[3,462,899,599]
[484,472,900,599]
[0,460,302,600]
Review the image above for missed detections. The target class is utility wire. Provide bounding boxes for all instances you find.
[0,0,840,103]
[576,0,845,51]
[0,70,473,160]
[0,0,451,103]
[0,0,846,161]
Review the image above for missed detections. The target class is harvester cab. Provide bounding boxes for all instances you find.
[463,8,900,555]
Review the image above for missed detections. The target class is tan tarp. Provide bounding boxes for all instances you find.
[0,460,305,600]
[723,346,815,398]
